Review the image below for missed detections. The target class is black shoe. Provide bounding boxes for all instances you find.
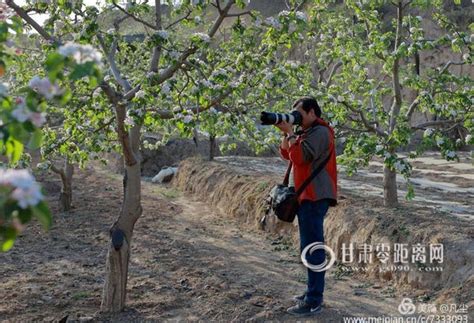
[292,293,306,302]
[287,301,322,316]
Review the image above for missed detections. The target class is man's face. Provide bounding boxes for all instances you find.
[295,103,316,129]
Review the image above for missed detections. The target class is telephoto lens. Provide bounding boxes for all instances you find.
[260,110,302,125]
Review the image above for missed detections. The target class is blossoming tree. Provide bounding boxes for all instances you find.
[259,0,473,207]
[5,0,312,312]
[1,3,101,250]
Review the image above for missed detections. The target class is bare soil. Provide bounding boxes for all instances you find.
[0,164,418,322]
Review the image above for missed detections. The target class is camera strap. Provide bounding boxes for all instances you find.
[295,149,332,196]
[283,147,333,197]
[282,162,292,186]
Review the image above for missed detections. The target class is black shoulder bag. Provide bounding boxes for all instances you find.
[267,151,332,223]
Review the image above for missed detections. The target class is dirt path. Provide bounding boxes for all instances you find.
[216,151,474,221]
[1,165,407,322]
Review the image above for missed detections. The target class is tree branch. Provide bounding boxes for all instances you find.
[340,100,387,137]
[411,119,463,130]
[6,0,58,44]
[125,0,236,100]
[111,0,157,30]
[388,0,403,133]
[150,0,162,72]
[165,9,193,29]
[97,34,132,92]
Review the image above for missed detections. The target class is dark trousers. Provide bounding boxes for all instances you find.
[297,199,330,306]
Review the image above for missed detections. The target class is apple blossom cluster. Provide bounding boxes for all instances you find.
[174,109,194,124]
[135,90,146,99]
[423,128,434,137]
[445,151,456,159]
[156,30,169,40]
[265,17,282,30]
[465,134,472,144]
[58,42,103,66]
[0,2,13,21]
[0,83,8,97]
[11,97,46,127]
[295,11,307,22]
[0,169,44,209]
[29,76,62,100]
[192,33,211,43]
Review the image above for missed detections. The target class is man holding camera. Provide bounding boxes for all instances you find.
[275,96,337,316]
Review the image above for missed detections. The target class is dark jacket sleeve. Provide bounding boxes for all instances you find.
[289,127,330,165]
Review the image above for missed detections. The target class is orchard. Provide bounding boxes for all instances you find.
[0,0,472,320]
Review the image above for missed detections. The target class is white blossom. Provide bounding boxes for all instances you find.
[394,160,405,172]
[0,168,44,209]
[11,182,43,209]
[168,51,180,59]
[0,82,9,97]
[278,10,290,17]
[209,107,217,114]
[183,115,193,124]
[192,32,210,43]
[11,105,31,123]
[254,16,262,27]
[375,145,384,153]
[446,151,456,158]
[265,17,282,30]
[423,128,434,137]
[157,29,169,40]
[93,88,102,98]
[28,76,62,100]
[124,115,135,126]
[295,11,307,22]
[162,83,171,94]
[212,68,227,78]
[58,42,102,66]
[199,80,211,89]
[135,90,146,99]
[436,138,444,146]
[30,112,46,127]
[194,16,202,24]
[465,134,472,143]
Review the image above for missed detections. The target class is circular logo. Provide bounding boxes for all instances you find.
[300,242,336,272]
[398,298,416,315]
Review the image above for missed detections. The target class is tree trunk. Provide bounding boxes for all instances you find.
[59,160,74,211]
[209,134,216,161]
[100,161,141,312]
[383,164,398,207]
[101,121,142,312]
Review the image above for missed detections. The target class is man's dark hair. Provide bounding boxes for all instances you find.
[292,96,321,118]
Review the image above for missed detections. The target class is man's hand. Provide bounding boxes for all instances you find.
[275,121,294,135]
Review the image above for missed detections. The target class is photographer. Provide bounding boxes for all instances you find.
[275,96,337,316]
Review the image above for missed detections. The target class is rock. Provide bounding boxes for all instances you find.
[151,167,178,183]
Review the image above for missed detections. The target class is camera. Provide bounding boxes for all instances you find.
[260,110,302,125]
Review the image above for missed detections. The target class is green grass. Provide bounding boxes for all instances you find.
[151,186,180,199]
[72,291,91,300]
